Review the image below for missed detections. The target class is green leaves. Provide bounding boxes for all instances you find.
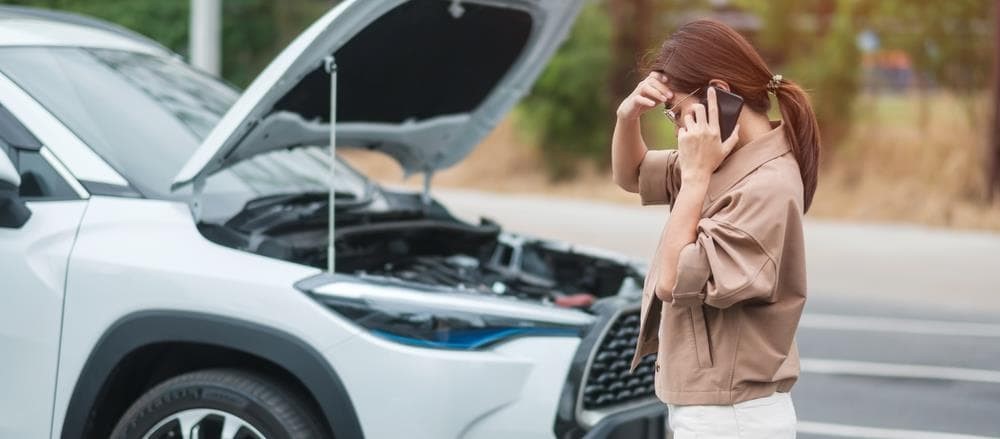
[516,1,613,180]
[8,0,331,88]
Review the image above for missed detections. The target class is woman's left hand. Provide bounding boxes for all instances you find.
[677,87,740,182]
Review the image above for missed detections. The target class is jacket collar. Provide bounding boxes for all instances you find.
[707,119,791,202]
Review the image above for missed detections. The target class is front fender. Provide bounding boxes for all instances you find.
[60,310,364,439]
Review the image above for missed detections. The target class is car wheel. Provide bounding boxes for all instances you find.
[110,368,325,439]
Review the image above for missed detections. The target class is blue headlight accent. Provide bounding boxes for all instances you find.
[305,278,595,351]
[371,326,581,350]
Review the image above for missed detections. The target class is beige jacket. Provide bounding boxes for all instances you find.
[627,120,807,405]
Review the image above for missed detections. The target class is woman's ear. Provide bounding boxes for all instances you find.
[708,79,731,92]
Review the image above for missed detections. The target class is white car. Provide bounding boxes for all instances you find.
[0,1,665,438]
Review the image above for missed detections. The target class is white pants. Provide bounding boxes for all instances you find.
[666,391,797,439]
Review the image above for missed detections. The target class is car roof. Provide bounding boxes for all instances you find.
[0,5,171,56]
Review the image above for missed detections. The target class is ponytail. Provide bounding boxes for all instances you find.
[774,80,821,213]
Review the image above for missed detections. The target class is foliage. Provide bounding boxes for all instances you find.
[5,0,994,187]
[218,0,330,86]
[3,0,190,53]
[2,0,329,87]
[736,0,861,154]
[786,1,861,148]
[868,0,993,94]
[865,0,994,131]
[515,0,613,180]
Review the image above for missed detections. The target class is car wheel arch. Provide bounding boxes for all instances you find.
[60,310,363,439]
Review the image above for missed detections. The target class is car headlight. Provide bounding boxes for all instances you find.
[298,274,595,350]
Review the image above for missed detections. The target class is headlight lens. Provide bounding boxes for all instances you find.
[304,275,594,350]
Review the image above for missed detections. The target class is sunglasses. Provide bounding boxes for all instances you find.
[663,86,703,125]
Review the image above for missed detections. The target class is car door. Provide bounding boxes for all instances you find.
[0,101,89,438]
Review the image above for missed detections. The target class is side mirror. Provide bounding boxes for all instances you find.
[0,153,30,228]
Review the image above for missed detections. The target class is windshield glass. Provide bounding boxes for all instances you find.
[0,47,370,202]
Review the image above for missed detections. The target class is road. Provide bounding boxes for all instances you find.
[425,187,1000,439]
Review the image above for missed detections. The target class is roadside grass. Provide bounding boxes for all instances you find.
[340,91,1000,232]
[810,91,1000,230]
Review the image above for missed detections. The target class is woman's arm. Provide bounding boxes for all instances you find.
[611,72,672,192]
[652,174,709,301]
[652,87,741,301]
[610,117,647,193]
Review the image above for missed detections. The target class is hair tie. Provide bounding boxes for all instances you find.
[766,74,783,94]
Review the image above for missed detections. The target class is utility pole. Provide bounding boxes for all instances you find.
[990,0,1000,201]
[189,0,221,76]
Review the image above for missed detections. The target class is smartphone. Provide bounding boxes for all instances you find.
[697,86,744,140]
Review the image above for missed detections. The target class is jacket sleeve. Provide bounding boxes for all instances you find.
[637,148,683,206]
[669,218,778,309]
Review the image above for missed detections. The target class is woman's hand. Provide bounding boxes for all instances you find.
[677,87,740,182]
[616,71,673,121]
[611,72,671,191]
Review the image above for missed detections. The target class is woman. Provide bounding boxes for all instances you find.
[611,19,819,439]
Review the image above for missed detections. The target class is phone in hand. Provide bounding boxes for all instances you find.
[698,86,744,141]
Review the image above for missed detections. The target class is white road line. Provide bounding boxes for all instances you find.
[801,358,1000,384]
[797,421,999,439]
[800,313,1000,338]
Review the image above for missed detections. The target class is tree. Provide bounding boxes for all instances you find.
[866,0,995,200]
[737,0,861,156]
[516,1,613,180]
[3,0,329,87]
[607,0,655,105]
[869,1,992,123]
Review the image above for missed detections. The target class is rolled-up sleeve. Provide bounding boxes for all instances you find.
[670,218,778,309]
[637,148,682,206]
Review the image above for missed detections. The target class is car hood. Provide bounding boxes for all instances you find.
[171,0,582,191]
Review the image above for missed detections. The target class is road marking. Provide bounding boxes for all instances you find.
[801,358,1000,384]
[798,421,998,439]
[800,313,1000,338]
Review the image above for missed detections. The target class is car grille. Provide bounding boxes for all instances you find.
[581,310,656,409]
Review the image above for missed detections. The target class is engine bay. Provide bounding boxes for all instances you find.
[198,190,646,311]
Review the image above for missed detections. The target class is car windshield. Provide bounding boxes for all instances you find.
[0,47,370,202]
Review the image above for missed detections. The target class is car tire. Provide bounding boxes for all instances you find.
[109,368,326,439]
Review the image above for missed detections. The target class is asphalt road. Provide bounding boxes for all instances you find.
[425,187,1000,439]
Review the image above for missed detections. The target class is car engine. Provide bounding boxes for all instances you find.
[198,190,646,310]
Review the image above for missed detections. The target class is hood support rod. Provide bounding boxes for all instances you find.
[325,55,337,274]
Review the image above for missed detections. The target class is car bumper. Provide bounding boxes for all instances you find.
[582,402,667,439]
[325,330,580,439]
[320,300,660,438]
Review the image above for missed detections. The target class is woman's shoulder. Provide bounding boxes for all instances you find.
[709,152,805,239]
[731,152,804,207]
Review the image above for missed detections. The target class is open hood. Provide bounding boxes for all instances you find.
[171,0,582,191]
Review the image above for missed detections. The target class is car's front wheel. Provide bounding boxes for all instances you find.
[110,368,325,439]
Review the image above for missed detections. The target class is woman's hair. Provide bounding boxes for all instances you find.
[643,19,820,213]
